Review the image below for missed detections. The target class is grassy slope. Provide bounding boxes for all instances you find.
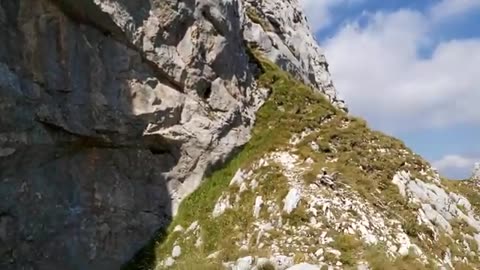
[128,51,479,270]
[154,51,338,269]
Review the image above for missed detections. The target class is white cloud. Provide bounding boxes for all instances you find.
[299,0,480,178]
[299,0,364,32]
[322,8,480,132]
[430,0,480,20]
[433,154,477,170]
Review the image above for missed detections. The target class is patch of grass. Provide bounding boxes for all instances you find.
[365,245,434,270]
[256,260,276,270]
[402,214,433,239]
[467,237,479,253]
[302,169,318,186]
[329,234,363,266]
[282,199,310,227]
[453,262,476,270]
[458,204,468,213]
[128,48,460,268]
[150,50,338,267]
[323,251,339,264]
[173,253,224,270]
[443,179,480,216]
[246,6,273,32]
[451,218,478,237]
[256,166,290,203]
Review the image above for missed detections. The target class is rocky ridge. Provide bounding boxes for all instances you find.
[242,0,347,110]
[2,0,478,270]
[151,54,480,270]
[0,0,344,269]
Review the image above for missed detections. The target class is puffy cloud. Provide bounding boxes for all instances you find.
[300,0,480,177]
[322,8,480,132]
[433,154,478,178]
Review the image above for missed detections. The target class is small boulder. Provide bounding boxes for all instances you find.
[172,246,181,258]
[283,188,301,214]
[164,257,175,267]
[253,196,264,218]
[270,255,294,270]
[173,225,184,233]
[236,256,254,270]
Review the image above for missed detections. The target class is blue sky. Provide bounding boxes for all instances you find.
[300,0,480,179]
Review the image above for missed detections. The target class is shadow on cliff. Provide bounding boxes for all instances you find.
[0,0,178,270]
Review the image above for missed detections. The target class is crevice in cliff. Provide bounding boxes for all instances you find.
[36,120,181,160]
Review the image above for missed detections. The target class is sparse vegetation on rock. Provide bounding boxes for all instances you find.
[142,51,480,270]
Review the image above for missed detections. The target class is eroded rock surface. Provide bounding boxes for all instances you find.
[160,113,480,269]
[0,0,258,269]
[0,0,342,269]
[242,0,347,110]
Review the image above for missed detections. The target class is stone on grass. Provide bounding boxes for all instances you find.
[172,245,181,258]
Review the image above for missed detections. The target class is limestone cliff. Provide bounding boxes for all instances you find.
[5,1,478,270]
[0,0,343,269]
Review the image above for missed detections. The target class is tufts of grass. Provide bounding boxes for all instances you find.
[128,48,459,269]
[330,234,363,266]
[365,245,434,270]
[282,199,310,227]
[173,253,224,270]
[451,218,478,235]
[402,214,433,239]
[256,260,276,270]
[453,262,476,270]
[246,6,273,32]
[151,50,338,267]
[443,179,480,216]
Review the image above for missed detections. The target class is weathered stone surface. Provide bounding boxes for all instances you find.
[0,0,345,269]
[0,0,258,269]
[171,245,181,258]
[392,171,480,235]
[283,188,301,214]
[242,0,347,111]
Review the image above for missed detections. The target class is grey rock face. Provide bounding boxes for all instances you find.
[0,0,341,269]
[242,0,347,111]
[392,171,480,235]
[0,0,258,269]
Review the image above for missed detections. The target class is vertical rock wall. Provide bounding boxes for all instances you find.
[0,0,344,269]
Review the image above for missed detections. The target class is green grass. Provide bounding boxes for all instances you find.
[451,218,478,235]
[125,49,479,269]
[149,50,338,267]
[330,234,363,266]
[246,6,273,32]
[443,179,480,215]
[282,199,310,227]
[365,245,435,270]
